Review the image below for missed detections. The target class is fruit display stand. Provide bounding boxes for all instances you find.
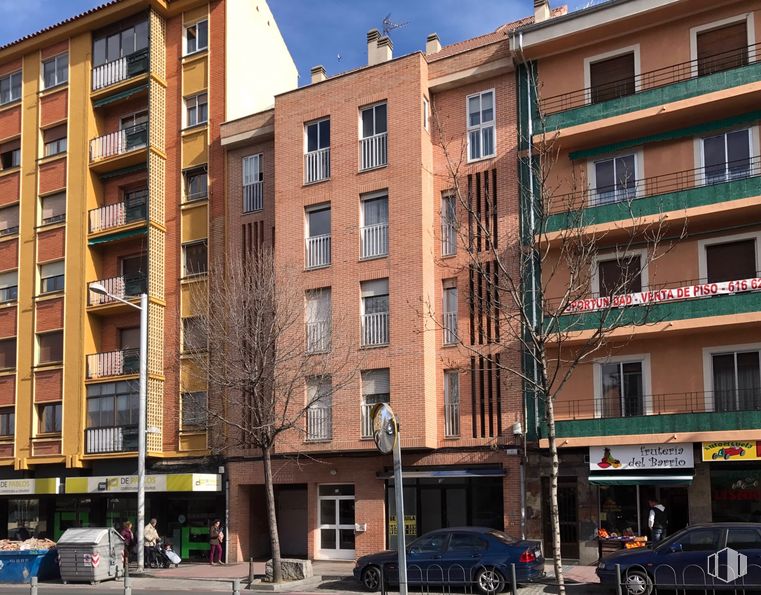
[597,531,647,560]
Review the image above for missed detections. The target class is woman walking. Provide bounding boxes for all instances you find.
[209,519,224,565]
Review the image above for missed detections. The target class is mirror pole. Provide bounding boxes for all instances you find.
[393,431,408,595]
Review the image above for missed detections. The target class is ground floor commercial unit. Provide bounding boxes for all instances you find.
[227,448,523,562]
[526,440,761,564]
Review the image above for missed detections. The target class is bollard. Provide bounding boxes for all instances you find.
[124,576,133,595]
[510,563,517,595]
[232,578,241,595]
[249,557,254,586]
[29,576,38,595]
[615,564,623,595]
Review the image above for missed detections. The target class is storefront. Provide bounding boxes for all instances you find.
[703,441,761,523]
[0,478,61,541]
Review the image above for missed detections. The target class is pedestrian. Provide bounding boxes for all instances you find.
[209,519,224,565]
[120,521,135,567]
[144,518,159,567]
[648,498,667,543]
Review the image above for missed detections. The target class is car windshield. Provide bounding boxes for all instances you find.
[653,527,691,552]
[487,530,517,545]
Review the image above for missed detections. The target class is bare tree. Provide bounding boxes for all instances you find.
[185,247,359,582]
[429,99,684,593]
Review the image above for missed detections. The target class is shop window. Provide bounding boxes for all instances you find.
[712,350,761,412]
[696,20,748,77]
[597,255,642,297]
[589,52,635,104]
[599,360,645,418]
[705,238,756,283]
[38,402,62,434]
[599,485,639,535]
[8,499,39,540]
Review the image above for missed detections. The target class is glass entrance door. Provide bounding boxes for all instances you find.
[317,485,355,559]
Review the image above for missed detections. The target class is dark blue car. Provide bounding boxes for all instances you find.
[597,523,761,594]
[353,527,544,594]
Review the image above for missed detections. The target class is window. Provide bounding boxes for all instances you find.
[306,376,332,441]
[703,129,750,184]
[184,166,207,202]
[305,205,331,269]
[448,533,486,552]
[360,193,388,259]
[37,331,63,364]
[441,193,457,256]
[679,528,722,552]
[0,205,18,236]
[589,52,635,104]
[467,90,495,161]
[40,193,66,225]
[593,154,636,204]
[119,327,140,351]
[0,338,16,369]
[360,103,387,170]
[182,241,207,276]
[39,261,64,294]
[712,349,761,412]
[92,20,149,66]
[0,271,18,303]
[185,19,208,55]
[599,360,645,418]
[38,403,62,434]
[361,368,389,438]
[87,380,139,428]
[185,93,208,127]
[0,407,12,436]
[410,533,447,554]
[0,71,21,105]
[422,96,429,131]
[242,154,263,212]
[306,288,331,353]
[121,253,147,280]
[443,281,457,345]
[181,391,207,430]
[444,369,460,437]
[727,528,761,551]
[0,140,19,170]
[305,118,330,183]
[596,254,643,297]
[306,119,330,153]
[361,103,387,140]
[696,21,748,77]
[42,53,68,89]
[361,279,389,347]
[705,238,757,283]
[43,125,67,158]
[182,316,206,352]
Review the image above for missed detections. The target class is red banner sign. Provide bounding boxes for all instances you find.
[568,277,761,314]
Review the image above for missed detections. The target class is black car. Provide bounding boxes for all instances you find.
[354,527,544,594]
[597,522,761,594]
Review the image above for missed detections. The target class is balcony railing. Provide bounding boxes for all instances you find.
[360,132,388,171]
[85,425,138,454]
[90,123,148,161]
[243,181,263,213]
[444,401,460,437]
[360,403,374,439]
[442,312,457,345]
[88,275,146,306]
[361,312,389,347]
[360,223,388,259]
[305,147,330,184]
[552,154,761,214]
[89,192,147,234]
[555,389,761,422]
[306,406,331,441]
[305,234,331,269]
[541,42,761,115]
[91,48,149,91]
[86,348,140,379]
[305,320,330,353]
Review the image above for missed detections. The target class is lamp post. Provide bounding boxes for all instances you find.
[90,282,148,573]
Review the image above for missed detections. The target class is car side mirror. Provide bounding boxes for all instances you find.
[408,547,419,555]
[668,543,683,553]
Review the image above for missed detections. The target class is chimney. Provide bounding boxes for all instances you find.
[534,0,551,23]
[367,29,381,65]
[310,65,327,84]
[376,36,393,63]
[426,33,441,55]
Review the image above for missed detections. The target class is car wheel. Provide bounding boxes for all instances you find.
[361,566,382,592]
[624,569,653,595]
[476,567,506,594]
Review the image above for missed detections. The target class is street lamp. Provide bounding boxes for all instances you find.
[90,282,148,573]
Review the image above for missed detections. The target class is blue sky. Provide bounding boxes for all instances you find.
[0,0,542,84]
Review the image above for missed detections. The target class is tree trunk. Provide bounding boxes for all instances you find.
[545,396,565,594]
[262,445,282,583]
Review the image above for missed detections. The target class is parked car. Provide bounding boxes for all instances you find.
[597,523,761,594]
[354,526,544,594]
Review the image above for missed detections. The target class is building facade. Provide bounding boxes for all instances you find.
[0,0,295,560]
[515,0,761,564]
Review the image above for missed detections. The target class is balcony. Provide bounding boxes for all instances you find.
[442,312,457,345]
[89,191,147,235]
[305,234,331,269]
[540,43,761,131]
[360,132,387,171]
[243,181,263,213]
[90,123,148,166]
[88,275,146,307]
[86,348,140,379]
[444,401,460,438]
[91,48,149,92]
[305,406,331,441]
[360,223,388,259]
[361,312,389,347]
[546,155,761,232]
[85,425,138,454]
[305,320,330,354]
[305,147,330,184]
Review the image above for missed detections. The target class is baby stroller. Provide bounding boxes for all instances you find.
[147,539,181,568]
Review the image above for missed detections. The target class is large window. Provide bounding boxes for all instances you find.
[306,376,332,441]
[467,90,495,161]
[42,125,67,158]
[0,338,16,369]
[305,205,331,269]
[0,71,21,105]
[360,193,388,259]
[38,403,62,434]
[306,288,331,354]
[0,140,19,170]
[37,331,63,365]
[442,281,457,345]
[361,368,389,438]
[92,20,148,66]
[305,118,330,183]
[42,53,68,89]
[184,166,208,202]
[184,19,208,55]
[0,205,18,236]
[596,254,643,297]
[360,103,387,170]
[181,391,207,430]
[0,407,13,436]
[242,154,263,212]
[0,271,17,304]
[712,349,761,412]
[360,278,389,347]
[444,370,460,437]
[703,129,750,184]
[40,193,66,225]
[589,52,635,104]
[441,193,457,257]
[40,261,64,294]
[182,241,207,277]
[598,359,645,418]
[185,93,208,127]
[593,154,636,204]
[705,237,757,283]
[87,380,139,428]
[696,20,748,77]
[182,317,206,353]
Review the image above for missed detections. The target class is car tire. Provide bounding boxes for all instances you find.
[475,567,506,594]
[361,565,382,592]
[624,569,653,595]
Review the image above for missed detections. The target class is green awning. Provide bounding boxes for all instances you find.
[92,83,148,108]
[589,474,693,486]
[88,226,146,245]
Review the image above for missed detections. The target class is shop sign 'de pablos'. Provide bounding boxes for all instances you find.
[589,444,694,470]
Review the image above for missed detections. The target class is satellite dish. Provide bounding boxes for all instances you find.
[371,403,397,454]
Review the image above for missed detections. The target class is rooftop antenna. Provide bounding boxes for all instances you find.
[382,13,408,37]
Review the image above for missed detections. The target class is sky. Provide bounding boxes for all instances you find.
[0,0,546,85]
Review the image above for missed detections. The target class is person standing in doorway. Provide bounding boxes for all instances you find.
[648,498,667,543]
[209,519,224,565]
